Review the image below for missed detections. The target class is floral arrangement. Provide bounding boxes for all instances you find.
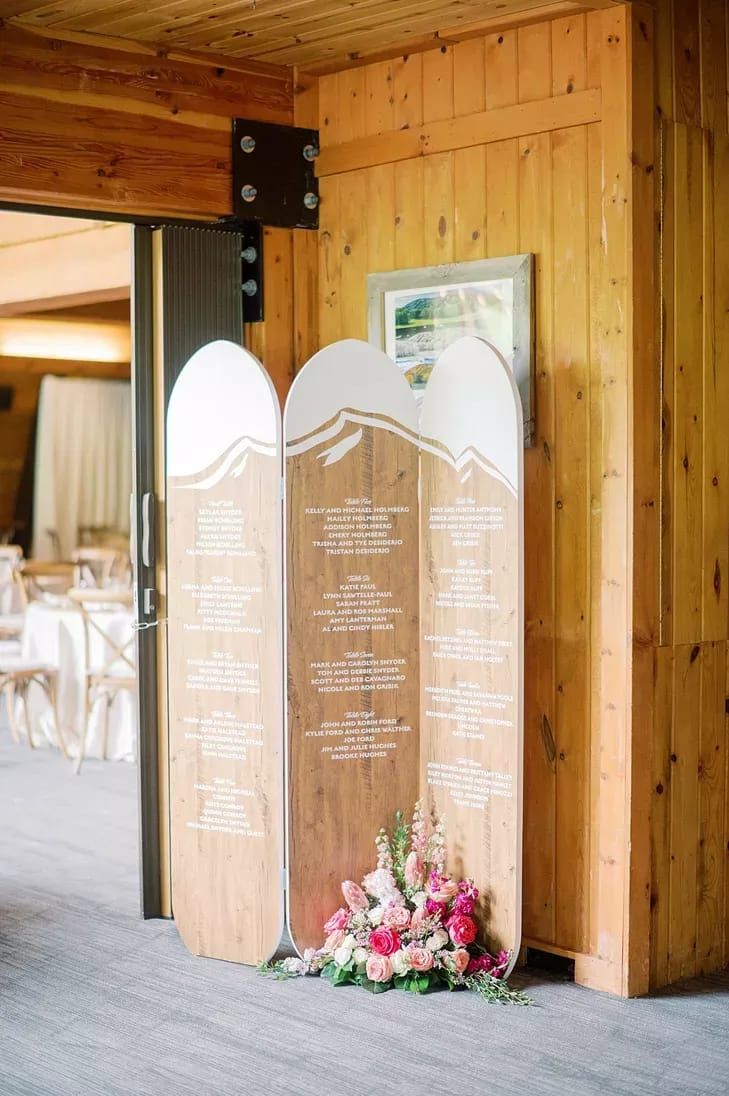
[261,803,528,1004]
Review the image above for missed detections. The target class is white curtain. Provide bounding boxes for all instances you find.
[32,376,132,560]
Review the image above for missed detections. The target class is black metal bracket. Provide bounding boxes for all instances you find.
[240,221,264,323]
[232,118,320,229]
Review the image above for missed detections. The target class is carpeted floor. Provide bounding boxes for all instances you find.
[1,732,728,1096]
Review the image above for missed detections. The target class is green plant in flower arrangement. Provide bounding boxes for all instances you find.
[260,802,529,1005]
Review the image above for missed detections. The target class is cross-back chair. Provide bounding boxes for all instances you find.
[67,588,136,772]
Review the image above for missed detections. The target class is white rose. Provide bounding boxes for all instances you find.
[426,930,449,952]
[281,957,306,975]
[390,949,410,975]
[353,946,368,964]
[412,891,427,908]
[333,945,353,967]
[342,933,357,949]
[368,906,384,926]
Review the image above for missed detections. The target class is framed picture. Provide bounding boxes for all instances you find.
[367,254,534,446]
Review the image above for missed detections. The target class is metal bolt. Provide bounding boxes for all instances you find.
[303,143,320,162]
[242,279,258,297]
[241,246,257,263]
[240,135,256,153]
[303,191,319,210]
[240,184,257,202]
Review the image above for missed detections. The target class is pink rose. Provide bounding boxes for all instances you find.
[323,907,350,933]
[323,929,345,952]
[366,954,393,983]
[451,948,470,974]
[382,905,410,931]
[369,927,400,956]
[447,914,477,946]
[341,880,369,912]
[404,851,424,889]
[406,946,433,972]
[428,878,459,903]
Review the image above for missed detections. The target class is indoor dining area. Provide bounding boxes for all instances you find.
[0,212,135,771]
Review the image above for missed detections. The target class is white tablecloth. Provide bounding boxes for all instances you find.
[20,601,137,761]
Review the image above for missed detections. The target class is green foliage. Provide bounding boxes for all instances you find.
[390,810,411,891]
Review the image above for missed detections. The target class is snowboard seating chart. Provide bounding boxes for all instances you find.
[166,336,523,967]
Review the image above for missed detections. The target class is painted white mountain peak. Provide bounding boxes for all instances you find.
[170,434,277,491]
[286,407,516,497]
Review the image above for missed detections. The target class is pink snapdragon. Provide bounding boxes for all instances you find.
[341,880,369,912]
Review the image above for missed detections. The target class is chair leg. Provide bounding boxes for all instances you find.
[100,692,113,761]
[75,684,92,775]
[3,682,20,744]
[20,683,34,749]
[46,672,68,761]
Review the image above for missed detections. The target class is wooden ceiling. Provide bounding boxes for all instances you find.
[1,0,620,70]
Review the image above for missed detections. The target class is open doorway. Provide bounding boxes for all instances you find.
[0,210,140,923]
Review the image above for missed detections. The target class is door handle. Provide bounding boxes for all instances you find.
[141,492,155,568]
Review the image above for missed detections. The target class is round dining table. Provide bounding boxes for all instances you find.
[20,599,137,762]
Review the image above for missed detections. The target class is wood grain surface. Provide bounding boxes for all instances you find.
[166,352,283,965]
[285,367,420,952]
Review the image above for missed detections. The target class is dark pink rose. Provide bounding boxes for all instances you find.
[369,927,400,956]
[425,898,446,921]
[447,913,477,946]
[467,954,494,976]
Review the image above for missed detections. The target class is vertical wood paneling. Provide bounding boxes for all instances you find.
[649,0,729,991]
[484,30,518,109]
[520,126,556,945]
[668,642,701,982]
[672,0,701,127]
[671,124,704,644]
[311,10,651,993]
[650,646,673,989]
[552,122,590,952]
[702,132,729,638]
[697,642,726,974]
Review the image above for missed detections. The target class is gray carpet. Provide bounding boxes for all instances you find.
[1,732,728,1096]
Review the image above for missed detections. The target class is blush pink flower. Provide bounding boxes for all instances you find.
[447,913,477,946]
[369,927,400,956]
[410,905,428,936]
[406,946,434,972]
[404,851,424,890]
[428,878,459,903]
[382,905,410,931]
[366,954,393,983]
[323,929,345,953]
[323,907,350,933]
[451,948,470,974]
[341,880,369,912]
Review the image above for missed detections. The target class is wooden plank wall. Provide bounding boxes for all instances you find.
[304,5,649,994]
[0,23,298,399]
[649,0,729,989]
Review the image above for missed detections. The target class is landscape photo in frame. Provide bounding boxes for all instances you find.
[367,255,534,445]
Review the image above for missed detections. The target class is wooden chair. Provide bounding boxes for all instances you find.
[71,547,120,589]
[67,588,136,771]
[19,560,76,604]
[0,545,26,639]
[0,655,66,757]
